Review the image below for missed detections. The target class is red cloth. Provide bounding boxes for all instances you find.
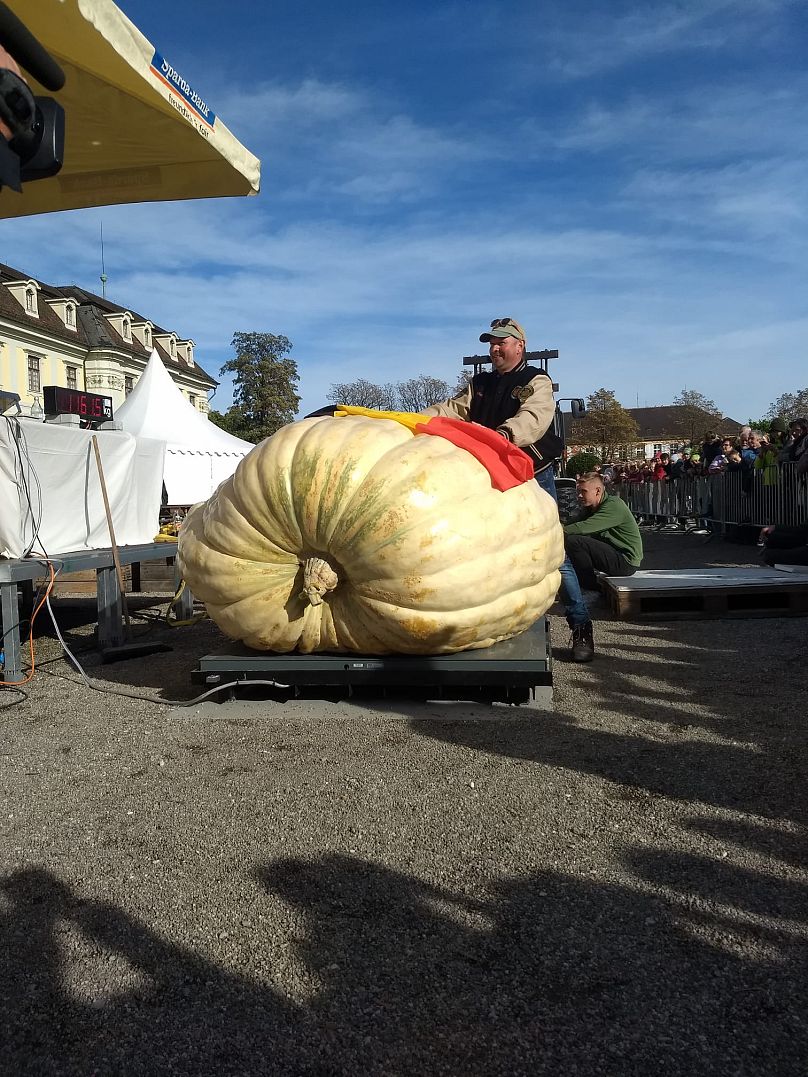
[415,417,534,491]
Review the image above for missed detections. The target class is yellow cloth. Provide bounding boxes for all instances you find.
[333,405,427,433]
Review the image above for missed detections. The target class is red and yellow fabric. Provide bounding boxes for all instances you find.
[333,405,534,492]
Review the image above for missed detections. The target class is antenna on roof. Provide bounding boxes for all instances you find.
[99,219,108,298]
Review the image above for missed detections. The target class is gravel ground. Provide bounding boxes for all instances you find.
[1,531,806,1076]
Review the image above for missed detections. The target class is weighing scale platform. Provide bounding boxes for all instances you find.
[193,617,553,705]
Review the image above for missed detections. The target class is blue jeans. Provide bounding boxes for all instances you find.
[535,467,590,628]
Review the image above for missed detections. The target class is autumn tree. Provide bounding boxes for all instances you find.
[215,332,300,442]
[766,388,808,422]
[327,379,398,410]
[454,369,473,394]
[397,375,451,412]
[571,388,639,461]
[671,388,723,443]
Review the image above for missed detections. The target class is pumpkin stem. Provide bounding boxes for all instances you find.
[300,556,339,606]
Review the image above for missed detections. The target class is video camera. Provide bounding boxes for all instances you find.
[0,1,65,192]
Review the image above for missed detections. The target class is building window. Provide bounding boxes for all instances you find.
[122,317,131,341]
[66,365,77,389]
[189,394,196,408]
[65,304,75,327]
[28,355,41,392]
[653,444,662,454]
[170,338,176,358]
[144,327,151,347]
[635,447,645,459]
[25,288,36,313]
[124,375,134,396]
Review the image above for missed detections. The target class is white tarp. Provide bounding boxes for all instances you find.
[0,419,165,559]
[115,349,253,504]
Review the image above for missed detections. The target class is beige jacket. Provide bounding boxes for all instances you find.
[422,372,556,448]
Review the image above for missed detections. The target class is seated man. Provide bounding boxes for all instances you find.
[563,472,643,589]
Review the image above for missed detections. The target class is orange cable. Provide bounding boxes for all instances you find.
[1,560,55,687]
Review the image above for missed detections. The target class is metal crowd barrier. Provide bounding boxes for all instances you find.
[618,463,807,530]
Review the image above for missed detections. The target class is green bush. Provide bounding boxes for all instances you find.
[565,452,601,477]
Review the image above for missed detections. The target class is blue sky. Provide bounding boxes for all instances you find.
[3,0,806,422]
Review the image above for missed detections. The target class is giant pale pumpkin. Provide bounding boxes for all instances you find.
[177,416,563,654]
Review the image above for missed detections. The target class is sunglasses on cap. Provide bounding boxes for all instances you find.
[490,317,515,328]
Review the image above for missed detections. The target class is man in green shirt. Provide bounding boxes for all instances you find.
[564,473,643,589]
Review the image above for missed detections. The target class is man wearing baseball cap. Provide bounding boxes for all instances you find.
[422,317,595,661]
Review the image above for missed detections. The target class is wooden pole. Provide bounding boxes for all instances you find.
[91,434,131,639]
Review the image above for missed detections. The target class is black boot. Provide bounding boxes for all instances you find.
[570,621,595,662]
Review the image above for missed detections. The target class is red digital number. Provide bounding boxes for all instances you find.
[79,394,87,415]
[92,397,101,417]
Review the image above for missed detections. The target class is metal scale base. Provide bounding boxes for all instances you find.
[192,618,553,705]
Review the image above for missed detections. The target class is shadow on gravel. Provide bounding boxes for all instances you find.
[3,859,806,1077]
[409,616,808,831]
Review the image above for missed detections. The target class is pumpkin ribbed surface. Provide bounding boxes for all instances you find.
[177,416,564,654]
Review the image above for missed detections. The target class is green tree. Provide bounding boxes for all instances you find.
[571,388,639,461]
[397,375,451,412]
[208,406,250,438]
[565,451,601,478]
[327,379,398,410]
[219,332,300,442]
[765,388,808,422]
[671,388,723,443]
[747,417,772,435]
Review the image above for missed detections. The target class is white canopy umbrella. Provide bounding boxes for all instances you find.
[116,349,253,504]
[1,0,260,218]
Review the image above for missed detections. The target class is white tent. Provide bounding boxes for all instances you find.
[116,349,253,504]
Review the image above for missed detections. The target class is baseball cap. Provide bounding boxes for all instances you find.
[480,317,526,344]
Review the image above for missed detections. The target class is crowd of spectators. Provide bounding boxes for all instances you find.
[594,417,808,488]
[579,418,808,534]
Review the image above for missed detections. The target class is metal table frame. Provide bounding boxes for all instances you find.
[0,542,192,682]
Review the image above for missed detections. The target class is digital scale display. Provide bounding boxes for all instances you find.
[43,385,114,422]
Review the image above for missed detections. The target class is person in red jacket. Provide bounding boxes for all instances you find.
[651,453,671,481]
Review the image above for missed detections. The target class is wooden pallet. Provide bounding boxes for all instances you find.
[603,567,808,621]
[34,557,179,596]
[134,555,178,593]
[35,566,133,597]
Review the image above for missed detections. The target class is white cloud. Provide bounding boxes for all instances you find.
[215,79,484,207]
[556,81,808,161]
[543,0,796,79]
[624,157,807,244]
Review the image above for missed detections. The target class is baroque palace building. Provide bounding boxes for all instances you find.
[0,261,217,415]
